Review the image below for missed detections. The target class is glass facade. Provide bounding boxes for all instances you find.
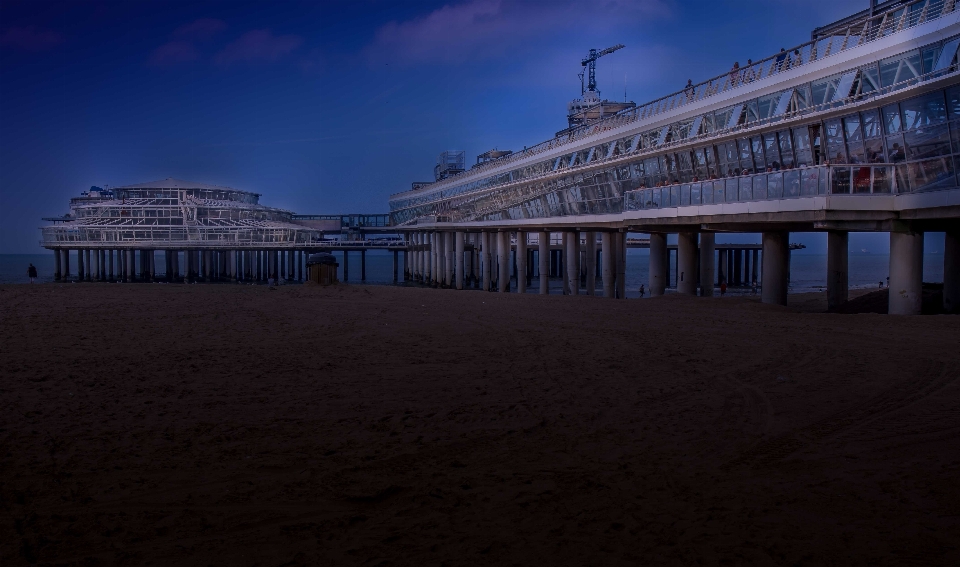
[391,20,960,225]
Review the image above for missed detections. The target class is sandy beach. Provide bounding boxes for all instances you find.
[1,283,959,565]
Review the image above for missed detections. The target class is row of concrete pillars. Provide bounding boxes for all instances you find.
[401,228,959,314]
[51,249,311,284]
[403,230,631,298]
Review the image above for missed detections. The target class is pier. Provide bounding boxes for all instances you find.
[388,0,960,314]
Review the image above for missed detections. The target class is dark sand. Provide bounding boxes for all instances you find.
[1,283,959,566]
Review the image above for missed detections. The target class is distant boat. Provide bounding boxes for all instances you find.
[861,248,868,253]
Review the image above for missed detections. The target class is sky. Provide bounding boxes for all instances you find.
[0,0,936,254]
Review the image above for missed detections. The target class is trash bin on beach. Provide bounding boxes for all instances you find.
[306,253,339,285]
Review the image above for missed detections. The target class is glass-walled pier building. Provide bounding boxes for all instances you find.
[390,0,960,314]
[41,179,322,283]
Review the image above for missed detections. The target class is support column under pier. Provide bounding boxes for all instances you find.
[699,233,715,297]
[677,232,698,295]
[616,232,627,299]
[444,232,454,287]
[761,232,789,306]
[649,233,667,297]
[945,229,960,314]
[482,232,492,292]
[455,232,465,290]
[889,230,924,315]
[585,231,596,296]
[54,249,62,281]
[601,232,614,298]
[734,249,742,287]
[827,231,849,310]
[539,231,550,295]
[498,231,510,293]
[516,231,527,294]
[563,231,580,295]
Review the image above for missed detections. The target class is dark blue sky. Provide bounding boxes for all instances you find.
[1,0,919,253]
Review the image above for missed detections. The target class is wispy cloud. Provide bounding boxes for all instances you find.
[0,26,64,51]
[364,0,669,66]
[213,30,303,66]
[173,18,227,41]
[149,40,200,66]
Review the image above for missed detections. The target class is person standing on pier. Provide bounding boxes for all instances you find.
[27,263,37,283]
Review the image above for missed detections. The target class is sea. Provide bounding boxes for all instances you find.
[1,250,945,298]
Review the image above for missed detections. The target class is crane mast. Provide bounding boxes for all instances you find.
[580,44,625,95]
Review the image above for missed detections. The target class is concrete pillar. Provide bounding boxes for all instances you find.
[728,250,736,286]
[889,230,924,315]
[601,232,614,298]
[677,232,698,295]
[469,234,478,287]
[752,250,759,285]
[565,231,579,295]
[616,232,627,299]
[482,232,492,291]
[649,233,667,296]
[585,231,596,296]
[126,249,134,282]
[444,232,454,287]
[539,231,550,294]
[700,233,715,297]
[81,249,89,281]
[63,250,71,280]
[498,231,511,293]
[202,251,210,281]
[417,232,427,283]
[402,249,408,281]
[734,249,743,286]
[100,250,107,280]
[431,233,439,286]
[945,229,959,313]
[827,231,849,310]
[516,231,527,294]
[761,232,790,306]
[455,232,465,290]
[53,249,62,281]
[415,233,422,282]
[393,250,399,283]
[360,249,366,282]
[717,249,727,285]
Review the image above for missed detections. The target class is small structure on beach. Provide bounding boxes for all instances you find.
[306,253,339,286]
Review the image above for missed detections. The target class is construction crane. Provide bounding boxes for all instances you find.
[579,44,625,95]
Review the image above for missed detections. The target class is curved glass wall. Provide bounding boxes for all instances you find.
[393,84,960,225]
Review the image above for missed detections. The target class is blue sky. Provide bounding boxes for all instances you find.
[1,0,930,254]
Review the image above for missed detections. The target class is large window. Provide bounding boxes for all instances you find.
[879,50,922,89]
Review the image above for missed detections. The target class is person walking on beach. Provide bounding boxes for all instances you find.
[639,284,645,298]
[27,263,38,283]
